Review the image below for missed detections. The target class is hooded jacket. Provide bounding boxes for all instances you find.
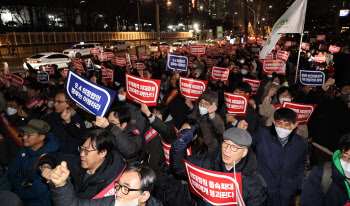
[8,133,61,206]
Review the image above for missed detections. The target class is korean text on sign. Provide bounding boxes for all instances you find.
[179,77,208,102]
[282,102,316,125]
[210,66,230,82]
[224,92,249,116]
[299,70,325,86]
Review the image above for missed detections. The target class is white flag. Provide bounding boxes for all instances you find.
[260,0,308,59]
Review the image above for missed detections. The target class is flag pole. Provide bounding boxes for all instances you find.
[294,31,304,84]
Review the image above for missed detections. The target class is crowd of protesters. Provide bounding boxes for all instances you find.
[0,35,349,206]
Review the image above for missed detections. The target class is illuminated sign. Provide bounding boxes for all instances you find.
[340,9,349,17]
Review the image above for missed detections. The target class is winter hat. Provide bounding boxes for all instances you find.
[223,127,252,147]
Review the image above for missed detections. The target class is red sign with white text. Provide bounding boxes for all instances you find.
[90,48,100,56]
[224,92,249,116]
[242,78,262,95]
[232,66,239,74]
[2,62,11,79]
[116,57,126,67]
[328,45,340,53]
[179,77,208,102]
[301,42,310,50]
[139,53,149,60]
[61,68,68,79]
[11,75,24,88]
[125,73,160,106]
[210,66,230,82]
[41,66,55,75]
[314,56,326,63]
[276,50,290,62]
[257,40,265,46]
[71,58,85,73]
[129,54,138,61]
[106,69,114,83]
[135,63,145,71]
[259,52,274,63]
[262,60,286,76]
[317,35,326,41]
[282,102,316,125]
[98,53,108,61]
[190,45,206,55]
[184,160,244,206]
[111,57,118,65]
[285,41,292,47]
[161,141,191,166]
[105,52,114,61]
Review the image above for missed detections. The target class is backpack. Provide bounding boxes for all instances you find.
[321,162,333,196]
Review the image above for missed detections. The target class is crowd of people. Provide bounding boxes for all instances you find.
[0,36,349,206]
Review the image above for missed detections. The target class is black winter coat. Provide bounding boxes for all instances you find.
[170,145,268,206]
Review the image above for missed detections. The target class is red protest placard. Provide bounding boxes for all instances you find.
[161,140,191,165]
[190,45,206,55]
[317,35,326,41]
[116,57,126,67]
[41,65,55,75]
[125,73,160,106]
[232,66,239,74]
[242,78,262,95]
[11,74,24,88]
[291,42,297,46]
[71,58,85,73]
[259,52,274,63]
[211,50,219,57]
[90,48,100,56]
[61,68,68,79]
[282,102,316,125]
[257,40,265,46]
[98,53,108,61]
[227,50,236,56]
[328,45,341,53]
[129,54,138,61]
[159,46,168,52]
[274,45,281,50]
[301,42,309,50]
[139,53,149,60]
[179,77,208,102]
[276,50,290,62]
[284,41,292,47]
[105,52,114,61]
[101,64,109,79]
[319,44,327,51]
[262,60,286,76]
[106,68,114,83]
[2,62,11,79]
[314,55,326,63]
[111,57,117,65]
[210,66,230,82]
[205,59,213,67]
[135,63,145,71]
[224,92,249,116]
[183,160,244,206]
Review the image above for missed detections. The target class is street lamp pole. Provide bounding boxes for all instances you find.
[137,0,141,46]
[156,0,160,51]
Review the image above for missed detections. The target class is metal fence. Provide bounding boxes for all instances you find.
[0,32,192,46]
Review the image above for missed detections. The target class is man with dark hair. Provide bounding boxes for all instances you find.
[39,129,126,199]
[49,162,162,206]
[249,108,308,205]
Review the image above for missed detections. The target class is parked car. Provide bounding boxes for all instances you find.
[173,39,189,47]
[187,38,197,45]
[23,52,71,70]
[105,41,132,52]
[63,42,102,58]
[149,42,170,52]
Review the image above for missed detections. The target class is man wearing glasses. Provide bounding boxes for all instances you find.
[8,119,60,206]
[49,162,162,206]
[170,126,268,205]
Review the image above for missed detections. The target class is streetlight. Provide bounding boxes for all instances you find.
[269,5,272,8]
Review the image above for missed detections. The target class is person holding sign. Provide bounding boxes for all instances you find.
[251,108,308,206]
[170,127,268,205]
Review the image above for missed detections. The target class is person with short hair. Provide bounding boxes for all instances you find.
[300,132,350,206]
[8,119,60,206]
[49,162,162,206]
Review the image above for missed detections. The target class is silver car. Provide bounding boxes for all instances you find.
[23,52,71,70]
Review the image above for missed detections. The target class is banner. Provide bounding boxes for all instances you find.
[314,55,326,63]
[11,74,24,88]
[183,160,243,206]
[166,54,189,73]
[37,71,49,83]
[66,69,117,117]
[125,73,160,106]
[41,65,55,75]
[161,140,191,166]
[135,63,145,71]
[301,42,310,50]
[190,45,206,55]
[2,62,11,79]
[90,48,100,56]
[299,70,325,86]
[328,45,340,53]
[224,92,249,116]
[242,78,262,95]
[317,35,326,41]
[282,102,316,125]
[276,50,290,62]
[262,60,286,76]
[98,53,108,61]
[179,77,208,102]
[319,44,327,51]
[210,66,230,82]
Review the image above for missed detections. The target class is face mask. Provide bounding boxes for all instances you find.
[340,93,350,104]
[239,60,245,64]
[22,85,27,92]
[147,63,152,66]
[240,69,248,75]
[279,98,291,104]
[340,158,350,178]
[114,193,143,206]
[6,107,17,116]
[275,126,293,139]
[198,106,208,115]
[192,64,198,68]
[267,75,273,78]
[118,94,126,101]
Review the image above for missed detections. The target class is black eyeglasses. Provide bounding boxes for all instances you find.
[222,140,246,152]
[53,99,69,104]
[78,146,97,155]
[114,181,142,195]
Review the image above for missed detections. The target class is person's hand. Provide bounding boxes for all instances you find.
[17,107,28,118]
[249,99,256,109]
[237,120,248,130]
[41,164,52,183]
[267,87,277,99]
[50,161,70,188]
[226,113,237,123]
[185,99,194,110]
[0,77,10,88]
[322,78,335,91]
[208,103,217,118]
[138,70,144,78]
[303,85,313,93]
[141,103,151,117]
[61,107,72,123]
[94,116,109,128]
[91,76,97,83]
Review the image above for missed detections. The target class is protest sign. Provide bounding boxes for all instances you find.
[284,41,292,47]
[129,54,138,61]
[301,42,310,50]
[2,62,11,79]
[179,77,208,102]
[227,50,236,56]
[159,46,168,52]
[210,66,230,82]
[116,57,126,67]
[71,57,85,73]
[259,52,274,63]
[166,54,189,73]
[317,35,326,41]
[262,60,286,76]
[314,55,326,63]
[319,44,327,51]
[139,53,149,60]
[40,65,55,75]
[98,53,108,61]
[37,71,49,83]
[299,70,325,86]
[257,40,265,46]
[242,78,262,95]
[218,48,224,54]
[61,68,68,78]
[105,52,114,61]
[111,57,118,65]
[224,92,249,116]
[85,59,95,71]
[190,45,206,55]
[135,63,145,70]
[90,48,100,55]
[66,69,117,117]
[100,64,110,79]
[106,69,114,83]
[205,59,213,67]
[232,66,239,74]
[11,74,24,88]
[328,45,340,53]
[161,140,192,166]
[125,73,160,106]
[282,102,316,125]
[183,160,244,206]
[276,50,290,62]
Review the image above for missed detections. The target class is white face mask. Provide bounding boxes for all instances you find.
[239,60,245,64]
[340,158,350,178]
[22,85,27,92]
[275,126,293,139]
[192,64,198,68]
[240,69,248,75]
[114,193,143,206]
[6,107,17,116]
[267,75,273,78]
[279,98,291,104]
[198,106,208,115]
[118,94,126,101]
